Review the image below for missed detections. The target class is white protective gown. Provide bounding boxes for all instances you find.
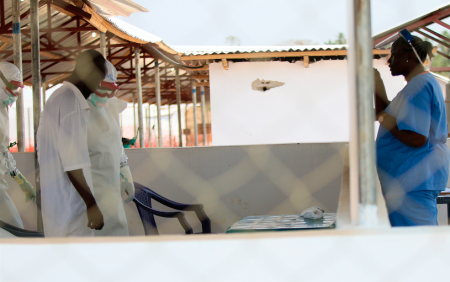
[0,103,24,228]
[87,97,129,236]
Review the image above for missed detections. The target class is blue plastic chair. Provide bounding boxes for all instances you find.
[133,182,212,235]
[0,220,44,237]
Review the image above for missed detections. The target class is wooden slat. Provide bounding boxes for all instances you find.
[40,51,65,60]
[0,35,13,44]
[181,49,390,61]
[186,65,209,71]
[303,55,309,68]
[195,82,209,87]
[0,43,10,51]
[191,74,209,80]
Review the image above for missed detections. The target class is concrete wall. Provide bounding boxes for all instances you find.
[209,59,405,146]
[7,143,345,235]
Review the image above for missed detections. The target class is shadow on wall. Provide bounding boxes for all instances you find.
[124,142,346,234]
[9,142,346,235]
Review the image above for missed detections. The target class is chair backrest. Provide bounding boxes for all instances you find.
[133,184,159,235]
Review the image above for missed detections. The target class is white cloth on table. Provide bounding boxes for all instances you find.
[37,81,94,237]
[88,97,129,236]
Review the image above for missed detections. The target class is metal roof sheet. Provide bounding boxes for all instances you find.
[174,45,348,56]
[87,0,148,18]
[106,17,163,44]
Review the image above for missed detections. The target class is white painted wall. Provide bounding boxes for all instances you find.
[7,143,345,235]
[209,59,406,146]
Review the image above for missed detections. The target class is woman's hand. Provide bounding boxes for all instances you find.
[374,68,390,116]
[374,68,384,90]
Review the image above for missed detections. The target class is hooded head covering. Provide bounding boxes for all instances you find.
[104,60,118,84]
[0,62,21,105]
[90,61,119,108]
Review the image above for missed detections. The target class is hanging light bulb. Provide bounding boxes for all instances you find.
[92,32,97,37]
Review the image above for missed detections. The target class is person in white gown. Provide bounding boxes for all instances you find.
[87,60,135,236]
[0,62,36,228]
[37,50,105,237]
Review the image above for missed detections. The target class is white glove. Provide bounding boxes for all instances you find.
[11,171,36,203]
[300,206,324,219]
[120,165,135,204]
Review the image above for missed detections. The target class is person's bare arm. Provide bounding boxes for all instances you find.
[379,114,427,147]
[374,69,390,118]
[66,169,104,230]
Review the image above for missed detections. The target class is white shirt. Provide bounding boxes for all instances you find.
[37,81,94,237]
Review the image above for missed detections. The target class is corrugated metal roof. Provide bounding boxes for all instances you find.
[88,0,148,18]
[106,17,163,43]
[175,45,348,56]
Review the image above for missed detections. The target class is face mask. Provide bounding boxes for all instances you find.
[2,93,18,106]
[0,70,23,97]
[89,93,109,108]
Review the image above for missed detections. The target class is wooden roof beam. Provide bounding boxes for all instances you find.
[0,35,13,44]
[191,74,209,80]
[194,82,209,87]
[50,0,92,19]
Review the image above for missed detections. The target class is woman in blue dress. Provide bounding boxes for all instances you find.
[375,33,450,227]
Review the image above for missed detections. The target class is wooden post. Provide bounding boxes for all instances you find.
[185,103,189,146]
[134,47,144,148]
[192,84,198,146]
[30,0,43,231]
[348,0,378,227]
[175,68,183,147]
[145,104,148,147]
[100,32,106,58]
[155,60,162,147]
[148,103,152,147]
[42,76,46,109]
[132,94,136,135]
[200,86,207,146]
[27,108,31,151]
[168,104,172,147]
[12,0,25,152]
